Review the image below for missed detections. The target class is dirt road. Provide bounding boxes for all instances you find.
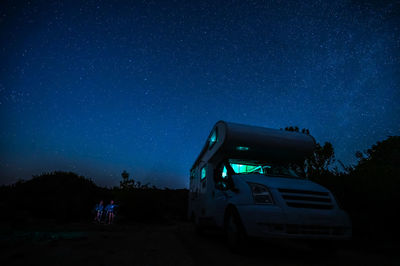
[1,222,398,266]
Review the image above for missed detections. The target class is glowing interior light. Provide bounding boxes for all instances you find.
[210,131,217,142]
[201,167,206,180]
[222,166,228,179]
[209,129,218,148]
[236,146,249,151]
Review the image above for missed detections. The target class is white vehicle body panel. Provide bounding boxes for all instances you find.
[188,121,351,239]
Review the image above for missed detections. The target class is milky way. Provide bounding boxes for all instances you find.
[1,0,399,187]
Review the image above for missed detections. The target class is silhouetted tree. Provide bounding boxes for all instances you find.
[120,170,136,189]
[354,136,400,170]
[119,171,156,189]
[121,170,129,180]
[307,142,335,178]
[343,136,400,239]
[284,126,335,179]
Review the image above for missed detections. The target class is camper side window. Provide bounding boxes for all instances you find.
[201,167,206,181]
[215,164,230,191]
[208,128,218,149]
[200,166,207,190]
[190,169,195,180]
[222,166,228,179]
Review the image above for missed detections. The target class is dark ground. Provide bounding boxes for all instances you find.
[1,221,399,266]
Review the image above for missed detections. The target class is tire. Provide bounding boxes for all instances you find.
[308,240,338,257]
[193,213,204,235]
[225,208,247,252]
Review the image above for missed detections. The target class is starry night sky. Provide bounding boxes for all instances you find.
[1,0,399,188]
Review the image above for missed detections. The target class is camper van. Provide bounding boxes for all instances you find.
[188,121,351,247]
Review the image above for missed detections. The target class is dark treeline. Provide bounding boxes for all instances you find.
[0,171,188,225]
[315,136,400,241]
[0,133,399,241]
[284,127,400,241]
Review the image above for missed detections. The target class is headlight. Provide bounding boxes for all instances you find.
[247,182,274,205]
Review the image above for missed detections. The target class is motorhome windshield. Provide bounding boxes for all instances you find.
[229,159,300,178]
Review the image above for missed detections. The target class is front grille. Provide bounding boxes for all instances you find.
[278,188,333,210]
[258,223,348,236]
[286,224,345,236]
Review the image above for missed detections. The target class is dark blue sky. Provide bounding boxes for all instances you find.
[1,0,399,188]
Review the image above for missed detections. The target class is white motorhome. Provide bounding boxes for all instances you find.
[188,121,351,247]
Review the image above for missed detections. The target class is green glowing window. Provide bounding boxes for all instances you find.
[228,159,298,178]
[201,167,206,180]
[222,166,228,179]
[230,163,267,174]
[208,128,218,149]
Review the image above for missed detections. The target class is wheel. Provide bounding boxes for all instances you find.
[308,240,338,257]
[225,208,247,252]
[192,213,204,235]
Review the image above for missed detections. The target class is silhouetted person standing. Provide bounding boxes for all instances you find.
[105,200,118,224]
[94,200,104,223]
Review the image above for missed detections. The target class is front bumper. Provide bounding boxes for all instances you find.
[236,204,352,240]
